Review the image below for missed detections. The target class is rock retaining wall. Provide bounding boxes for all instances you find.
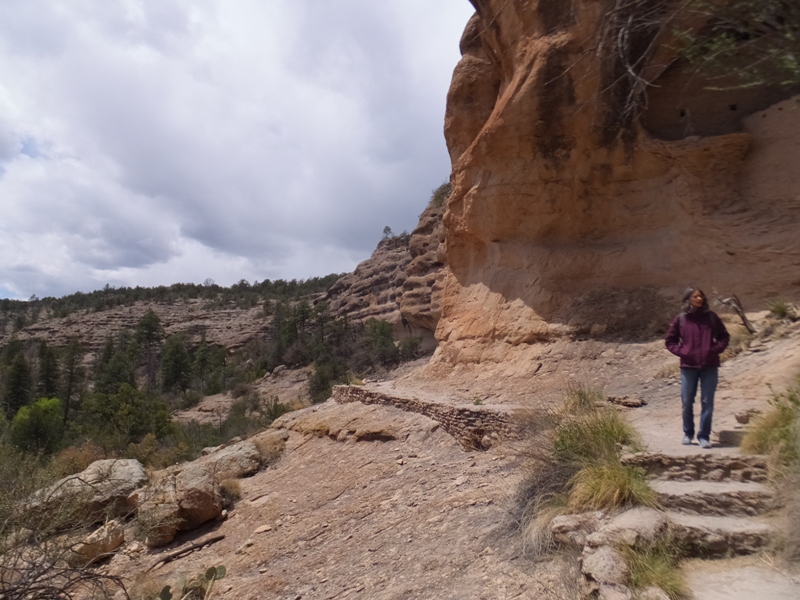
[332,385,515,449]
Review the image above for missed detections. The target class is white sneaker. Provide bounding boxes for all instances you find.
[682,435,692,445]
[698,438,712,449]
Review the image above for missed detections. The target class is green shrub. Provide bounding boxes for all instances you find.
[428,182,451,209]
[78,385,173,451]
[768,298,792,319]
[10,397,64,454]
[680,0,800,90]
[151,565,226,600]
[263,396,292,422]
[399,336,422,361]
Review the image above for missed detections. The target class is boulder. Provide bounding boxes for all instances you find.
[29,459,147,524]
[68,519,125,566]
[131,462,223,548]
[175,462,224,529]
[596,507,668,547]
[637,587,671,600]
[550,511,604,547]
[582,545,630,586]
[197,439,262,480]
[598,583,634,600]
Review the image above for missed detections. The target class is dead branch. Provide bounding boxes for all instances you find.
[146,534,225,572]
[713,290,757,334]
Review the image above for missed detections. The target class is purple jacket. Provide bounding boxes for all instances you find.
[665,310,730,369]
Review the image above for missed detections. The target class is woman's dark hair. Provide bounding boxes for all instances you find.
[682,287,709,313]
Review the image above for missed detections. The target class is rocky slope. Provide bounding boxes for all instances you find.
[88,311,800,599]
[2,301,269,357]
[324,234,412,336]
[325,202,446,349]
[435,0,800,365]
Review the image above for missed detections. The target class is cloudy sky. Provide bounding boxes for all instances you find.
[0,0,474,300]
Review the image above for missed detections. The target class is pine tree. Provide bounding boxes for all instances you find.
[161,335,191,392]
[60,337,84,425]
[37,341,60,399]
[3,353,32,418]
[135,309,164,393]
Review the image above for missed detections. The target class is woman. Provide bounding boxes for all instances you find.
[665,288,730,448]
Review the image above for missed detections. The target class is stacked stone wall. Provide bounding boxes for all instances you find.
[332,385,515,449]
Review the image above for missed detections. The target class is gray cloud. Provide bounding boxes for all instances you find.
[0,0,473,299]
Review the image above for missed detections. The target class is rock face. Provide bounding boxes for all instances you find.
[399,203,446,348]
[4,301,269,356]
[325,234,411,338]
[326,204,447,348]
[437,0,800,364]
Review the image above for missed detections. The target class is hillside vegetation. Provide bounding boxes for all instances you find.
[0,277,421,474]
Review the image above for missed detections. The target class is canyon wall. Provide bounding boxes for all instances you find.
[326,202,446,349]
[435,0,800,364]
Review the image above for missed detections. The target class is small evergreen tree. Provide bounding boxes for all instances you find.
[95,344,135,395]
[36,341,60,400]
[161,334,192,392]
[135,308,164,393]
[3,353,32,419]
[60,337,84,425]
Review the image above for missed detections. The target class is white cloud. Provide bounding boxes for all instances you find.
[0,0,474,299]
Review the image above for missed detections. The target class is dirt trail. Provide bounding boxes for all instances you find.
[623,320,800,599]
[106,314,800,599]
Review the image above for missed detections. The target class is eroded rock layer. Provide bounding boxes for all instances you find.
[437,0,800,364]
[325,234,412,338]
[327,203,447,348]
[399,203,446,339]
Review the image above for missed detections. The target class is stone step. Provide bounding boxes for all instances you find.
[621,452,769,483]
[666,512,775,556]
[650,480,777,516]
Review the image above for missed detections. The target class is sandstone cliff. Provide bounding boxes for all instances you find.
[3,301,269,356]
[326,202,446,349]
[399,202,446,342]
[325,234,412,336]
[436,0,800,364]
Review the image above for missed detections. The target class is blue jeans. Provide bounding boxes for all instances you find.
[681,367,718,441]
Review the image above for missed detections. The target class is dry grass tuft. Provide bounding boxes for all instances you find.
[655,362,680,379]
[563,382,605,414]
[516,385,653,557]
[554,409,641,464]
[741,386,800,468]
[252,432,287,465]
[220,478,242,508]
[720,324,753,362]
[621,537,688,599]
[567,461,657,512]
[741,384,800,562]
